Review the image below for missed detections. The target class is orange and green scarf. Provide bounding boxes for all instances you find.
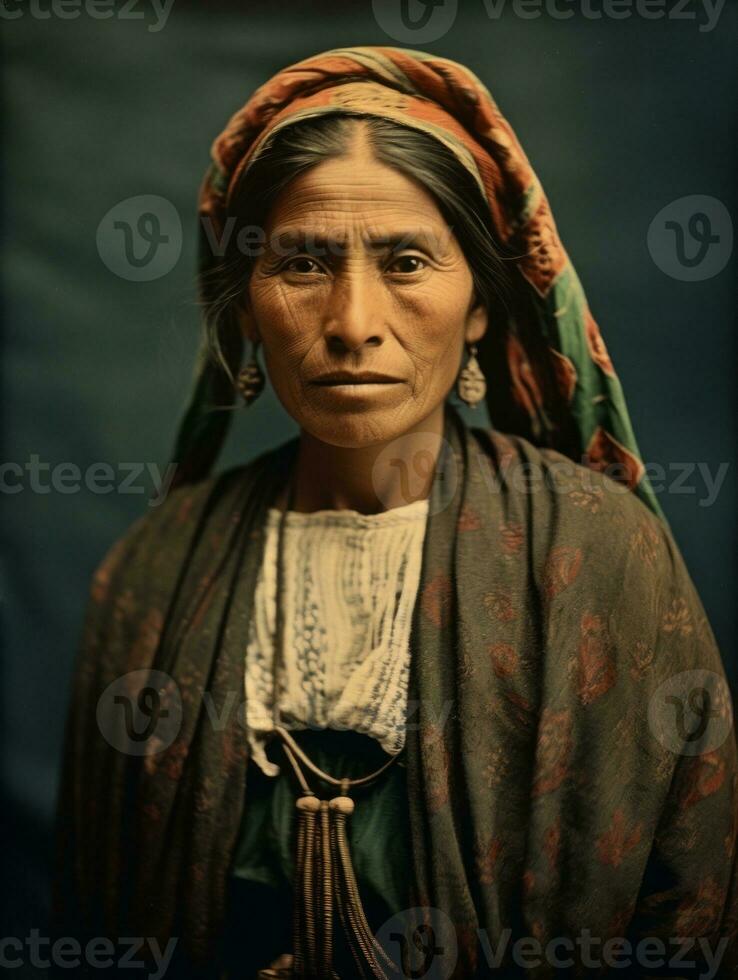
[171,44,665,523]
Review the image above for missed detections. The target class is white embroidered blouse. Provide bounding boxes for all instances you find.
[244,496,430,777]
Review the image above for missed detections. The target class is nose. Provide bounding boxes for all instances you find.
[323,271,385,353]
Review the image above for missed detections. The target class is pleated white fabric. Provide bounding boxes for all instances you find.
[244,496,430,777]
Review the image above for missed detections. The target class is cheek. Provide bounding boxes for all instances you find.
[398,278,472,352]
[249,279,315,355]
[387,279,472,350]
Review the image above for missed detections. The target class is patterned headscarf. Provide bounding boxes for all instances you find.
[170,45,665,521]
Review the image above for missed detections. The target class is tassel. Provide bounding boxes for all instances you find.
[330,795,399,979]
[293,795,320,976]
[320,801,334,974]
[289,787,401,979]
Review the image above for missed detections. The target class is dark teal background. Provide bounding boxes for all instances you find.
[2,0,736,966]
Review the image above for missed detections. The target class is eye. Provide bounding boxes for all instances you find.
[387,254,428,275]
[283,256,324,275]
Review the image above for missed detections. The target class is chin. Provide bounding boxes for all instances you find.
[295,403,419,449]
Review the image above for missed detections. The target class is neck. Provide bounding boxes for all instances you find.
[278,402,448,515]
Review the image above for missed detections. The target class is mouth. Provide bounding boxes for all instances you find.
[311,372,403,386]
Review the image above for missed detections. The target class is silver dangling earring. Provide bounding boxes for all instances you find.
[456,343,487,408]
[236,339,265,406]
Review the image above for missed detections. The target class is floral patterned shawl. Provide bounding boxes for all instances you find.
[53,403,737,977]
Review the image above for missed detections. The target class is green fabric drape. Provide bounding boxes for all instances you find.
[53,403,737,978]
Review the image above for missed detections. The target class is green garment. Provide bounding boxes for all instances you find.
[221,728,411,976]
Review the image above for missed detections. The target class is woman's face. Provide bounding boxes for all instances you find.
[239,129,488,448]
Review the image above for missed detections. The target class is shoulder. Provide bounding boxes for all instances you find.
[469,426,731,683]
[74,441,292,689]
[466,424,684,597]
[87,442,286,612]
[468,424,668,539]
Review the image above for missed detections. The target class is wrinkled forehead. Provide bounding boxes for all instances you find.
[257,220,461,264]
[260,154,456,240]
[226,80,489,208]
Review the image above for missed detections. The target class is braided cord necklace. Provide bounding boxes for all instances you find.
[268,462,403,980]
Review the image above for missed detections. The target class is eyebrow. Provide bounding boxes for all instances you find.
[264,228,449,255]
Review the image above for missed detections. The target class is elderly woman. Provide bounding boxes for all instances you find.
[54,47,737,980]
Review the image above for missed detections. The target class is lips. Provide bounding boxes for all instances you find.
[311,371,402,385]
